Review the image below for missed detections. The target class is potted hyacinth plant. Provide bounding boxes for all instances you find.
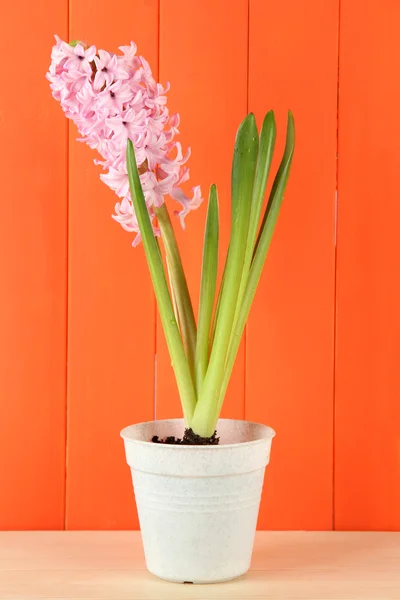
[48,36,294,584]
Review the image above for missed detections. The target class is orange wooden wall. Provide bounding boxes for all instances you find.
[0,0,399,531]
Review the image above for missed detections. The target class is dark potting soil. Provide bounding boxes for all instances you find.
[151,428,220,446]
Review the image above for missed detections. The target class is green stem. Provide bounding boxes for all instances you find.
[165,253,180,330]
[195,185,219,394]
[126,140,197,422]
[154,204,197,378]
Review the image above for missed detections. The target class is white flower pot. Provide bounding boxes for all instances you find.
[121,418,275,583]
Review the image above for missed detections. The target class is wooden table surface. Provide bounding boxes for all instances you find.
[0,531,399,599]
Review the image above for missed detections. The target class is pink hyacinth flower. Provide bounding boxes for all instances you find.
[47,35,203,245]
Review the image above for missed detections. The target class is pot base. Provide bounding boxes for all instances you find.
[149,569,247,584]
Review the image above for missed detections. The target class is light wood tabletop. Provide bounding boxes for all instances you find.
[0,531,399,599]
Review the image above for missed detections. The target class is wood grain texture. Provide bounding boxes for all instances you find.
[156,0,248,421]
[335,0,400,530]
[0,1,68,529]
[1,531,399,599]
[246,0,338,529]
[66,0,158,529]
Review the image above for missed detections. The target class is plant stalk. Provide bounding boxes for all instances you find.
[154,204,197,378]
[126,140,197,423]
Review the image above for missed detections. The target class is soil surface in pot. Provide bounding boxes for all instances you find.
[152,428,220,445]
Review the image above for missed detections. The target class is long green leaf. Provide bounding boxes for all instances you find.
[154,204,197,377]
[191,113,259,436]
[194,184,219,394]
[216,111,295,413]
[246,111,277,269]
[126,140,197,422]
[229,112,276,348]
[209,246,228,347]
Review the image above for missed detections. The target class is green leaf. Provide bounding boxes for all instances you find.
[254,111,295,255]
[228,111,277,351]
[217,111,295,412]
[191,113,259,436]
[126,140,197,422]
[195,184,219,394]
[246,111,277,268]
[209,247,228,347]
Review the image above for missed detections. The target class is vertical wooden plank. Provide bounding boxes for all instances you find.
[247,0,338,529]
[0,3,67,528]
[335,0,400,530]
[67,0,158,529]
[157,0,248,422]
